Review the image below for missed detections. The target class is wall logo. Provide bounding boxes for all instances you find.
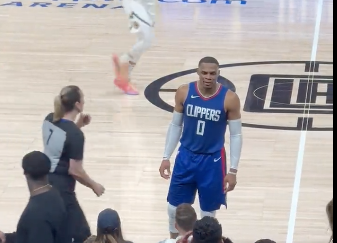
[144,61,333,131]
[0,0,246,9]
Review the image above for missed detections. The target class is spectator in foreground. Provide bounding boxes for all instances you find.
[0,151,68,243]
[160,203,197,243]
[327,198,333,243]
[177,216,233,243]
[85,208,133,243]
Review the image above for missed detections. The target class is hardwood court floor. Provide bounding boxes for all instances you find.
[0,0,333,242]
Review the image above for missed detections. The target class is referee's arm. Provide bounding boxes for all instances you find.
[68,131,96,189]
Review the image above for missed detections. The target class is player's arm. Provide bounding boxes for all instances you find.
[68,131,96,189]
[225,91,243,174]
[162,85,187,160]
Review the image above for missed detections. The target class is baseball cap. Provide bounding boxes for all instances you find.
[97,208,121,230]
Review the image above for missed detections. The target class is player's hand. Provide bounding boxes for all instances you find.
[0,231,6,243]
[224,173,237,193]
[76,113,92,128]
[159,159,171,180]
[92,182,105,197]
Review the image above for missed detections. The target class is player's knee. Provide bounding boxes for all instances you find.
[200,209,216,218]
[120,53,131,64]
[168,203,179,233]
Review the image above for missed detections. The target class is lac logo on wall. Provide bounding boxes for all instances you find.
[144,61,333,131]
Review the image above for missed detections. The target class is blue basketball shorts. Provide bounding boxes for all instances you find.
[167,145,228,212]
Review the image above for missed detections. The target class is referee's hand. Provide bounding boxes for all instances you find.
[0,230,5,243]
[92,182,105,197]
[76,113,92,128]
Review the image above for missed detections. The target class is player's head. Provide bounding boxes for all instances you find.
[175,204,197,234]
[53,85,84,122]
[255,240,276,243]
[96,208,125,243]
[197,57,220,90]
[326,198,333,242]
[22,151,51,183]
[191,216,223,243]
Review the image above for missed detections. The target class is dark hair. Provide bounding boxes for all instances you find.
[192,216,222,243]
[327,199,333,242]
[53,85,82,122]
[222,237,234,243]
[255,240,276,243]
[176,204,197,232]
[198,57,219,67]
[22,151,51,180]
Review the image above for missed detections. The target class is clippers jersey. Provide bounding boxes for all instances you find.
[180,82,229,154]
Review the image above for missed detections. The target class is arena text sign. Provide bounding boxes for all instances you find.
[0,0,247,9]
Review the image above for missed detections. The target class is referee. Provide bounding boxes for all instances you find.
[0,151,67,243]
[42,85,105,243]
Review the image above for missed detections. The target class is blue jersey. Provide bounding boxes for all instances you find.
[180,82,229,154]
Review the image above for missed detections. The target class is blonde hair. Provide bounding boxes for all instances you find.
[53,95,63,122]
[84,235,97,243]
[52,85,82,122]
[327,198,333,242]
[94,234,118,243]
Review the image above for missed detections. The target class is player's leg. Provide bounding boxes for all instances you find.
[122,27,154,76]
[197,148,228,218]
[113,0,155,95]
[167,146,197,239]
[122,0,155,75]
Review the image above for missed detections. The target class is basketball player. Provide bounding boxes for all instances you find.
[42,85,105,243]
[0,151,68,243]
[112,0,155,95]
[159,57,243,239]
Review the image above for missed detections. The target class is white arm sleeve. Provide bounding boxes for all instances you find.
[163,111,183,160]
[228,119,243,170]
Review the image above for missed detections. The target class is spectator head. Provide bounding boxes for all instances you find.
[327,198,333,242]
[22,151,51,183]
[192,216,222,243]
[96,208,126,243]
[177,217,233,243]
[175,204,197,235]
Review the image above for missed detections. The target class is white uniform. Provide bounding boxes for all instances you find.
[121,0,155,66]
